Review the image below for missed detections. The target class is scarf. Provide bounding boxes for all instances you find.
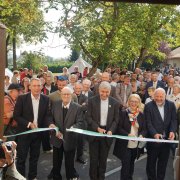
[127,108,139,126]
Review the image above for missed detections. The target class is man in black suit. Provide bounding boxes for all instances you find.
[14,78,52,180]
[48,87,83,180]
[144,88,177,180]
[87,81,119,180]
[164,77,174,97]
[74,82,88,164]
[145,72,165,99]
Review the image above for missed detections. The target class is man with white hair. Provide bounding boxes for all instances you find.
[48,87,83,180]
[144,88,177,180]
[87,81,119,180]
[82,79,94,98]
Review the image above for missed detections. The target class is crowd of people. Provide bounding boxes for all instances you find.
[1,64,180,180]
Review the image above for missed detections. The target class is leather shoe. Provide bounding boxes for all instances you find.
[76,157,86,164]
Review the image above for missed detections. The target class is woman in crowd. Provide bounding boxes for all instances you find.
[113,94,146,180]
[61,67,70,79]
[21,77,30,94]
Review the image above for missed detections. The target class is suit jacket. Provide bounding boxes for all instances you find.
[145,80,165,99]
[50,101,84,151]
[113,110,146,160]
[144,100,177,147]
[87,95,119,145]
[115,83,132,105]
[93,83,116,98]
[88,90,94,99]
[14,93,52,132]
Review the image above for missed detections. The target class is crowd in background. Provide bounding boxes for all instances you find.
[2,64,180,180]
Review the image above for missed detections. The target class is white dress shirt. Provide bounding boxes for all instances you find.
[157,104,164,121]
[100,99,109,126]
[62,102,70,109]
[31,94,40,126]
[82,91,88,97]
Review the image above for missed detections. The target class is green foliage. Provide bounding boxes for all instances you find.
[70,49,80,62]
[47,1,180,71]
[0,0,47,43]
[17,51,73,73]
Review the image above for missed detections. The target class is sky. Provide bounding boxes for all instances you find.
[17,5,71,59]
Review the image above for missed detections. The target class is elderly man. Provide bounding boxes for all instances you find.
[82,79,94,98]
[93,72,116,98]
[87,81,119,180]
[49,87,83,180]
[144,88,177,180]
[3,84,22,139]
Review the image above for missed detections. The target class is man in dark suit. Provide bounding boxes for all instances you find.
[48,87,83,180]
[144,88,177,180]
[14,78,52,180]
[93,72,116,98]
[74,82,88,164]
[82,79,94,99]
[164,77,174,97]
[145,72,165,99]
[87,81,119,180]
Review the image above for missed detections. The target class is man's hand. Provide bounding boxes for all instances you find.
[29,122,37,129]
[107,131,112,135]
[49,124,56,129]
[154,134,162,139]
[168,132,175,140]
[56,131,63,140]
[128,134,135,137]
[97,127,106,134]
[2,141,17,165]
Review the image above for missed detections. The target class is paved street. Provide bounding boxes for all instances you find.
[29,141,175,180]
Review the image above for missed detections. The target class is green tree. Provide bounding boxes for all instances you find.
[47,1,180,75]
[0,0,47,69]
[70,49,80,62]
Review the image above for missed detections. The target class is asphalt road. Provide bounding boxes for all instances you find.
[26,141,175,180]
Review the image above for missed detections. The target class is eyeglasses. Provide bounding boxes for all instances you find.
[129,100,139,104]
[61,93,71,96]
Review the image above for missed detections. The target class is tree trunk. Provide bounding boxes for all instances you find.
[13,35,17,70]
[136,47,147,68]
[87,58,101,77]
[6,34,10,68]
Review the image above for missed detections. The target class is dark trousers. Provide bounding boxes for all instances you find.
[146,143,170,180]
[121,148,137,180]
[76,134,85,159]
[41,131,52,151]
[89,138,110,180]
[17,133,41,179]
[53,145,78,180]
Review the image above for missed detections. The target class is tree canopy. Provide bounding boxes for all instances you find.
[46,1,180,74]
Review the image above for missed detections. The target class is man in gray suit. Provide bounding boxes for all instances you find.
[48,87,83,180]
[116,74,132,108]
[87,81,119,180]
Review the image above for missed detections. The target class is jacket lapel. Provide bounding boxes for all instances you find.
[27,93,34,121]
[163,100,168,123]
[97,96,101,123]
[37,95,43,124]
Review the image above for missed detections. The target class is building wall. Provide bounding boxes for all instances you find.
[167,58,180,68]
